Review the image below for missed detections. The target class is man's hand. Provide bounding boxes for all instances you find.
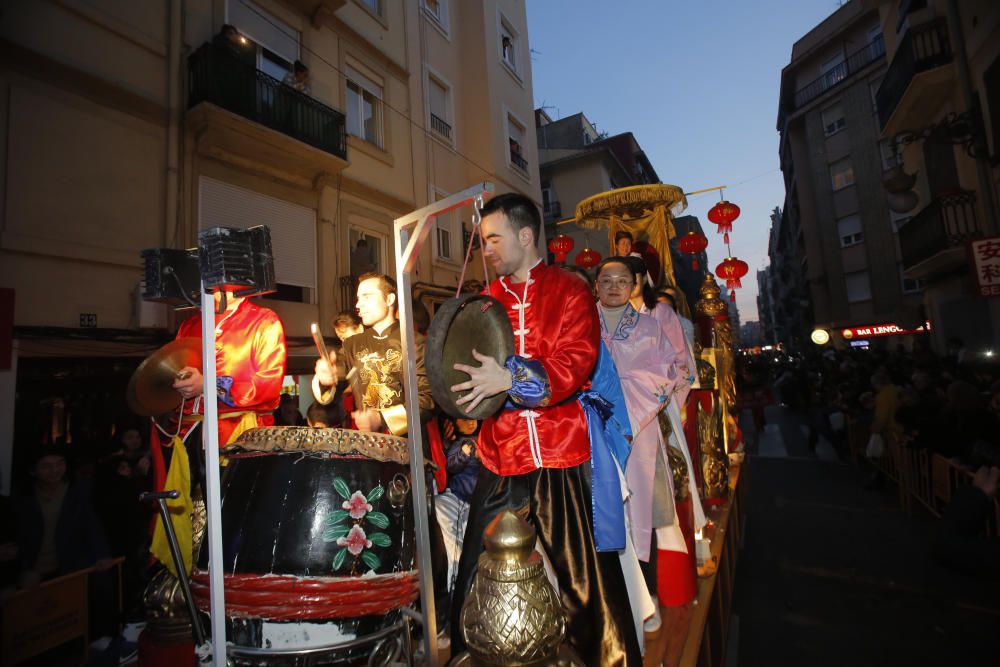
[972,466,1000,498]
[314,351,338,387]
[451,349,513,413]
[353,408,384,432]
[172,366,203,399]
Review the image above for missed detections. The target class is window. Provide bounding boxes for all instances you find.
[900,265,924,293]
[432,190,456,262]
[346,66,384,147]
[837,214,864,247]
[349,227,384,276]
[845,270,872,303]
[829,158,855,191]
[422,0,448,31]
[428,75,451,141]
[508,114,528,172]
[869,76,884,114]
[227,0,299,80]
[821,52,846,88]
[879,139,898,171]
[822,104,846,137]
[359,0,381,16]
[499,16,518,74]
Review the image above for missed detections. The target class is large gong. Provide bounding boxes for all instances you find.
[426,294,514,420]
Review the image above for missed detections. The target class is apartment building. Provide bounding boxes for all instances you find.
[776,0,925,349]
[760,205,813,350]
[872,0,1000,353]
[0,0,540,487]
[535,109,659,258]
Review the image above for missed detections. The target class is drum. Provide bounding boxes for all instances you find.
[190,427,418,664]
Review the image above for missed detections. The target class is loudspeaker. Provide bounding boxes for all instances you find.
[140,248,200,306]
[198,225,275,298]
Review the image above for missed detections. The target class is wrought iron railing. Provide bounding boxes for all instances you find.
[188,43,347,160]
[792,34,885,110]
[876,19,952,130]
[899,189,980,269]
[510,151,528,171]
[430,113,452,140]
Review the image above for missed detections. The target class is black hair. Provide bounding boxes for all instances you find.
[333,310,362,331]
[656,290,676,308]
[614,230,634,243]
[561,265,594,291]
[593,256,636,282]
[479,193,541,245]
[294,60,308,73]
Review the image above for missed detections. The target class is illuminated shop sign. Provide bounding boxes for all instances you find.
[841,321,930,339]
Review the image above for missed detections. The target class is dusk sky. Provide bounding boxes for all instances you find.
[526,1,845,323]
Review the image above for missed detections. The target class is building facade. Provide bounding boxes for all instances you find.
[0,0,540,490]
[759,205,813,350]
[776,0,925,349]
[872,0,1000,354]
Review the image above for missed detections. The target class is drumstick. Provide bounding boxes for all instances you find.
[311,323,356,384]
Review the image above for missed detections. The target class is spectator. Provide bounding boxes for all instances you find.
[932,465,1000,580]
[333,310,364,342]
[443,418,481,503]
[306,401,346,429]
[274,394,306,426]
[282,60,311,95]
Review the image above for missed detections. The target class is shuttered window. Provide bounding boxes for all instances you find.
[199,177,316,295]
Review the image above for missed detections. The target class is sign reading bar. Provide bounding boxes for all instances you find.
[841,320,931,339]
[970,236,1000,298]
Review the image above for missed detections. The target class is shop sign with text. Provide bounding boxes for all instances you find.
[841,321,931,339]
[970,236,1000,297]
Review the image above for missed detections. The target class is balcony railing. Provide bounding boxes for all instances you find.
[430,113,452,141]
[510,150,528,171]
[188,43,347,160]
[792,34,885,110]
[876,19,952,130]
[899,189,980,270]
[543,200,562,220]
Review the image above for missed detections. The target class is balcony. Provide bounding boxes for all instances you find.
[792,34,885,110]
[876,19,953,132]
[510,150,528,172]
[186,44,348,187]
[430,113,452,141]
[899,189,980,278]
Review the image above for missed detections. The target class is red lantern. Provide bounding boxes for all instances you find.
[548,234,574,264]
[575,247,601,269]
[677,231,708,270]
[715,257,749,302]
[707,200,741,244]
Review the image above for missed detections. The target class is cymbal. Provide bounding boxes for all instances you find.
[127,338,203,416]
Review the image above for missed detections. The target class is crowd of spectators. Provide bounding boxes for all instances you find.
[737,337,1000,581]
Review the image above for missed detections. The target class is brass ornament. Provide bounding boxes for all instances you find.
[698,394,729,500]
[694,273,727,319]
[458,510,581,666]
[696,358,716,389]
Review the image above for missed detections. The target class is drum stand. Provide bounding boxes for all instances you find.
[394,182,495,667]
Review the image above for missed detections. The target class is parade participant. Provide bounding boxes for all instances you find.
[170,291,286,445]
[449,193,641,665]
[595,258,703,648]
[312,272,433,434]
[624,256,693,406]
[153,290,286,576]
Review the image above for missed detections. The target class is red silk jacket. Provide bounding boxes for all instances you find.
[477,261,600,476]
[176,299,287,445]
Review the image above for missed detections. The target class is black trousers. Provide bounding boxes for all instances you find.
[450,463,641,667]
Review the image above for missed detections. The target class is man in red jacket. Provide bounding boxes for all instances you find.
[448,193,640,666]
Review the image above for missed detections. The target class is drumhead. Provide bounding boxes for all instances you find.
[226,427,409,465]
[426,294,515,420]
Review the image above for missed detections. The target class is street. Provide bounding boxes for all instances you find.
[733,405,1000,666]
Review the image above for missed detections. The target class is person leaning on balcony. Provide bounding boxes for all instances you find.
[212,24,255,69]
[283,60,312,95]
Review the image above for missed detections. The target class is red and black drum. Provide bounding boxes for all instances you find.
[190,427,418,664]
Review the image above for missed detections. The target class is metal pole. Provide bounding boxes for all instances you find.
[393,182,494,666]
[200,285,227,667]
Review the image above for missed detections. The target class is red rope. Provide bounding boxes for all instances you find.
[189,570,420,620]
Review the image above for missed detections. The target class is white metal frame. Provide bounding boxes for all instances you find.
[394,181,494,667]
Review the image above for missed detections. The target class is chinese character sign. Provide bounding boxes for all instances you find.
[971,236,1000,298]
